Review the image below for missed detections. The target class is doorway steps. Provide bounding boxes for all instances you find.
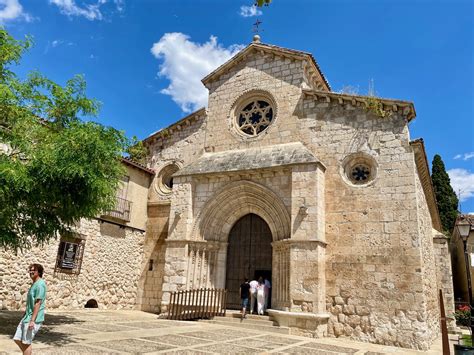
[199,310,290,334]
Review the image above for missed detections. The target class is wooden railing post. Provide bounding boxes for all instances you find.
[197,288,202,319]
[439,289,450,355]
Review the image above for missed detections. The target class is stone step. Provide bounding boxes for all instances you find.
[212,315,277,327]
[200,318,290,334]
[224,310,272,321]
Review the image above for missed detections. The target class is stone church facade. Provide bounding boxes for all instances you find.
[143,37,453,350]
[0,38,454,350]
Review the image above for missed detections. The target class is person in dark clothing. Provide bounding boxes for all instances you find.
[239,278,250,320]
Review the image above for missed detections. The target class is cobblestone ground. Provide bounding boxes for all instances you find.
[0,310,445,354]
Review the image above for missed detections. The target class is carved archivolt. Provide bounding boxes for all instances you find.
[192,180,290,242]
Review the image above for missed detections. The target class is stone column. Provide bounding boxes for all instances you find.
[214,242,228,289]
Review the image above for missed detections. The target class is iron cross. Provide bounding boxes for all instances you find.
[253,19,263,33]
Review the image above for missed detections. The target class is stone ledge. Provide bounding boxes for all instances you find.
[268,309,330,338]
[268,309,330,321]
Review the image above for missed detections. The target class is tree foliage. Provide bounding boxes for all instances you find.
[0,28,133,250]
[255,0,272,7]
[127,136,147,164]
[431,154,459,234]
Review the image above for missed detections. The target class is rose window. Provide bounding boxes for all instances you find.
[237,100,274,136]
[351,164,371,183]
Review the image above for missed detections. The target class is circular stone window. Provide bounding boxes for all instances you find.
[156,163,180,194]
[237,99,274,136]
[230,91,277,138]
[341,153,378,186]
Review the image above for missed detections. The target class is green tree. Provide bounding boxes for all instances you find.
[0,28,131,250]
[431,154,459,233]
[127,136,147,164]
[255,0,272,7]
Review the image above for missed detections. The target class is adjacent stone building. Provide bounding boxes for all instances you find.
[0,158,153,311]
[1,37,454,350]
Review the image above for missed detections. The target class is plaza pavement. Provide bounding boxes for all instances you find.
[0,309,451,354]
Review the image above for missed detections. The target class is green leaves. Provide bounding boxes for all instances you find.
[431,154,459,234]
[255,0,272,7]
[0,28,131,250]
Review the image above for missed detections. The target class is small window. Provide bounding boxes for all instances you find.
[156,163,180,195]
[54,234,86,275]
[341,153,378,187]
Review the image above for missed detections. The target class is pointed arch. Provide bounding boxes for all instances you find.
[192,180,290,242]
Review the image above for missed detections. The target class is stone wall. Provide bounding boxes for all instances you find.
[433,232,456,329]
[138,203,169,312]
[0,219,144,311]
[205,51,306,154]
[414,171,440,345]
[300,98,436,349]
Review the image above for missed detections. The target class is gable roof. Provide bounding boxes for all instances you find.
[202,41,331,91]
[142,107,206,145]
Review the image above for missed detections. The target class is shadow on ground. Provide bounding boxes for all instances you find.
[0,311,87,346]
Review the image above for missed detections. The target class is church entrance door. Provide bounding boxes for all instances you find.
[225,213,272,310]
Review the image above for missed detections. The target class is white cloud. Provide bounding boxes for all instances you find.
[113,0,124,12]
[49,0,122,20]
[454,152,474,161]
[150,33,243,113]
[49,0,102,20]
[0,0,32,24]
[51,40,63,47]
[240,5,262,17]
[448,168,474,202]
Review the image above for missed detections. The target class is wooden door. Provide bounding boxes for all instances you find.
[225,214,272,309]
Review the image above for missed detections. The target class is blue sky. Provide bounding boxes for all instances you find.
[2,0,473,213]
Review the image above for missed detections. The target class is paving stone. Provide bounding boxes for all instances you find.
[300,341,359,353]
[193,342,255,354]
[73,323,138,332]
[159,351,210,354]
[211,327,259,338]
[255,334,302,345]
[177,331,227,341]
[282,346,342,354]
[156,320,197,327]
[92,338,176,353]
[42,325,97,335]
[34,344,119,354]
[142,334,212,346]
[229,337,284,350]
[116,321,169,329]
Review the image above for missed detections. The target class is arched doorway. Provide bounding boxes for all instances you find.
[225,213,272,309]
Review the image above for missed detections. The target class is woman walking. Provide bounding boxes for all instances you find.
[256,277,265,315]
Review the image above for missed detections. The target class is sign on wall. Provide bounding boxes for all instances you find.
[54,235,86,276]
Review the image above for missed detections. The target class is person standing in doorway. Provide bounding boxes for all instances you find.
[257,277,265,315]
[264,277,272,312]
[239,278,250,320]
[249,279,258,314]
[13,263,47,355]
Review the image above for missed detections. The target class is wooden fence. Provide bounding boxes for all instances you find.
[167,288,227,320]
